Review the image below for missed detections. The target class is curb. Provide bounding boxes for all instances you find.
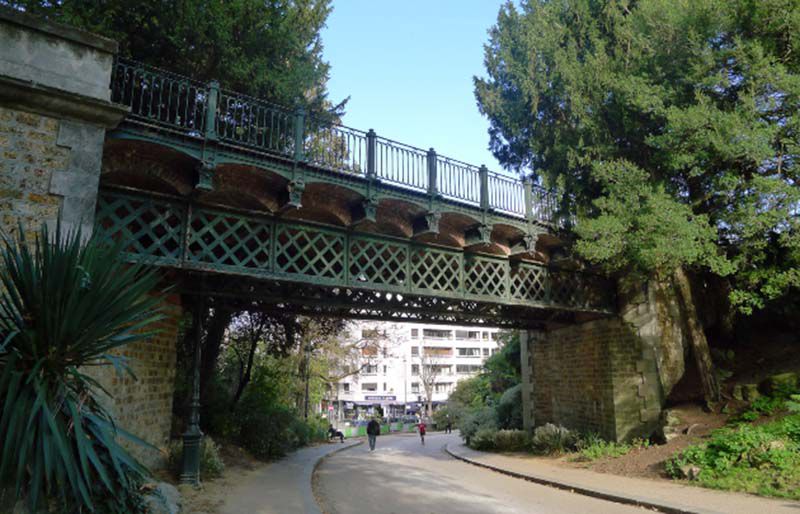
[444,444,699,514]
[310,440,363,514]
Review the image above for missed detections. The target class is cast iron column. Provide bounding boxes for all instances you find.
[180,303,204,485]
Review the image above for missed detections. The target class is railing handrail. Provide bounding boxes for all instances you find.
[111,57,566,226]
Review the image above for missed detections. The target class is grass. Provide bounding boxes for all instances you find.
[572,434,650,462]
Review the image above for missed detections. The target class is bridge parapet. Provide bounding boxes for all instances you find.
[109,58,564,226]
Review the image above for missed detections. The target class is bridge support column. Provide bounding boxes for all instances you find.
[521,280,679,442]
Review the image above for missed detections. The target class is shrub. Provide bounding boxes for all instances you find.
[168,436,226,479]
[237,403,296,460]
[666,415,800,499]
[493,429,530,452]
[471,428,498,451]
[0,224,162,512]
[531,423,576,455]
[458,407,497,445]
[495,385,523,430]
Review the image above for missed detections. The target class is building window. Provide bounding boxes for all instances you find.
[423,346,452,357]
[411,364,419,375]
[455,330,480,340]
[491,348,499,355]
[411,382,420,393]
[456,364,481,374]
[411,328,419,338]
[483,332,489,340]
[362,346,378,356]
[343,383,350,392]
[490,332,499,341]
[361,383,377,391]
[411,346,419,356]
[457,347,481,357]
[362,328,379,339]
[483,348,489,356]
[383,382,387,391]
[434,383,451,393]
[383,365,387,374]
[364,364,378,375]
[423,328,451,339]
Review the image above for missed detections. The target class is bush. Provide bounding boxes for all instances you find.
[433,407,457,429]
[168,436,226,479]
[531,424,576,455]
[458,407,497,445]
[493,429,530,452]
[237,403,296,460]
[495,385,523,430]
[666,414,800,499]
[471,428,498,451]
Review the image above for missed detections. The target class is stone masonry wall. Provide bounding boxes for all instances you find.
[524,315,661,442]
[0,106,66,238]
[88,295,183,469]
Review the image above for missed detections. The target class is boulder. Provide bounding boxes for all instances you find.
[142,482,182,514]
[761,372,799,396]
[742,383,760,401]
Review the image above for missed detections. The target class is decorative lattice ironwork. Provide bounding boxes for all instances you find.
[186,208,272,274]
[510,264,548,303]
[94,190,614,318]
[349,237,407,289]
[464,257,508,299]
[275,224,345,282]
[95,193,184,264]
[410,248,461,294]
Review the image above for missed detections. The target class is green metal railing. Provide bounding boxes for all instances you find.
[110,58,565,225]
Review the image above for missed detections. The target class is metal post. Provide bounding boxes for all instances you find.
[181,304,204,485]
[366,129,377,178]
[204,80,219,141]
[479,165,490,211]
[427,148,438,196]
[293,105,306,163]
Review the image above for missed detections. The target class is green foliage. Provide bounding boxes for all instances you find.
[667,414,800,499]
[458,407,497,445]
[493,429,530,452]
[495,384,523,430]
[0,224,163,512]
[531,424,577,455]
[6,0,341,115]
[476,0,800,311]
[731,394,790,424]
[787,395,800,414]
[573,434,649,462]
[432,407,456,429]
[168,436,225,480]
[470,428,499,451]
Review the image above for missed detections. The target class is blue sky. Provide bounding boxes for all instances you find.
[321,1,508,172]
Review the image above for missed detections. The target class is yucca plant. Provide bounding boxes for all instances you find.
[0,224,164,513]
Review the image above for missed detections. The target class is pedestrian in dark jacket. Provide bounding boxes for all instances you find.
[367,418,381,451]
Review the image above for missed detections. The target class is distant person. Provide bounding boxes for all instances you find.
[367,417,381,451]
[328,424,344,443]
[445,415,452,434]
[418,420,426,445]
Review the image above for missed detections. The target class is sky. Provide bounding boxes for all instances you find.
[321,1,508,172]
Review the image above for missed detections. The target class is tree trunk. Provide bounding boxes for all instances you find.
[199,307,234,400]
[674,267,720,407]
[230,335,259,410]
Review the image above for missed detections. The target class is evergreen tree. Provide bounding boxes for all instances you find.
[475,0,799,314]
[5,0,343,115]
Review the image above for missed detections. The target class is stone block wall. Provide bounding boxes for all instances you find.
[87,295,183,469]
[523,314,663,442]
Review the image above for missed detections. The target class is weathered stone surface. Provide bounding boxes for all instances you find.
[761,372,799,396]
[142,482,182,514]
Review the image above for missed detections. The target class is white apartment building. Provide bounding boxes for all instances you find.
[326,321,502,420]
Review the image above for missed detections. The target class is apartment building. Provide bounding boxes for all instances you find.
[326,321,502,420]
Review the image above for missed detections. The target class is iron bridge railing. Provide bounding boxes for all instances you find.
[110,58,563,225]
[95,190,611,312]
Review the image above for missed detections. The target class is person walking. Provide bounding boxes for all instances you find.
[418,420,426,445]
[445,415,452,434]
[367,417,381,451]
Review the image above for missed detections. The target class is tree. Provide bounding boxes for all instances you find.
[4,0,344,115]
[476,0,800,403]
[418,353,444,418]
[475,0,799,313]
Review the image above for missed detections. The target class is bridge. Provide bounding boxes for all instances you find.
[96,58,613,328]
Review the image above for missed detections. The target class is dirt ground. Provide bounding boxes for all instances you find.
[561,403,729,480]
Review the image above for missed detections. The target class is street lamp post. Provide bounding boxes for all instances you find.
[403,356,407,415]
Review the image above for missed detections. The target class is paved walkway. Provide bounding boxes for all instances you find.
[446,442,800,514]
[219,440,361,514]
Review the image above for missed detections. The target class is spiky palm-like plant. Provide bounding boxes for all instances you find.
[0,224,164,512]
